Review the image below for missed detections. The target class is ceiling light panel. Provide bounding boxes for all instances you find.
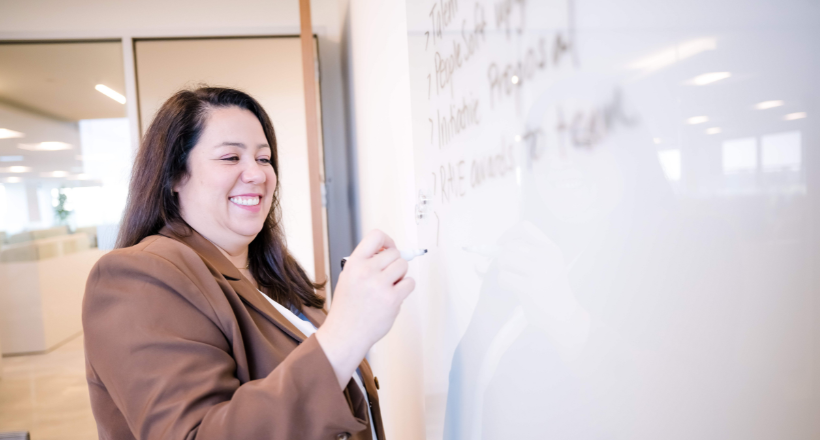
[754,100,784,110]
[95,84,126,104]
[0,128,25,139]
[41,171,69,177]
[0,166,32,173]
[784,112,807,121]
[687,72,731,86]
[630,37,717,72]
[18,142,73,151]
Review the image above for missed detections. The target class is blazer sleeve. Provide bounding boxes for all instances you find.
[82,249,367,440]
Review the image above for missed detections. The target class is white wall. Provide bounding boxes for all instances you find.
[346,0,426,439]
[0,0,301,36]
[0,249,105,355]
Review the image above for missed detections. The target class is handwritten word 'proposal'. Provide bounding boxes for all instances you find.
[488,30,577,110]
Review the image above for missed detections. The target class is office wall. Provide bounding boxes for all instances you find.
[0,0,307,35]
[345,1,426,439]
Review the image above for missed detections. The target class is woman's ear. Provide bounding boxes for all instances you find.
[172,175,187,193]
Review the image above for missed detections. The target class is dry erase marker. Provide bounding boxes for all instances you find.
[341,249,427,269]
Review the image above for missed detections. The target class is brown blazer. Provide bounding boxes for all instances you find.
[82,225,384,440]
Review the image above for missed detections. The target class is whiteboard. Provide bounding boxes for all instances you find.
[404,0,819,438]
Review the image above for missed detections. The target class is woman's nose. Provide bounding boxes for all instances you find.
[241,159,266,184]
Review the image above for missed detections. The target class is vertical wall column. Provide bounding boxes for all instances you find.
[299,0,329,292]
[345,0,426,438]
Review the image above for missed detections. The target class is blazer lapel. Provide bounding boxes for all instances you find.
[158,224,306,343]
[358,359,385,440]
[227,278,306,343]
[300,303,327,328]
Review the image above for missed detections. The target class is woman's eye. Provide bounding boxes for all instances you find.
[221,156,240,162]
[257,158,271,164]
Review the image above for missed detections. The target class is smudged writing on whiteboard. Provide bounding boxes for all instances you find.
[471,141,516,188]
[430,0,460,47]
[494,0,526,39]
[438,95,481,148]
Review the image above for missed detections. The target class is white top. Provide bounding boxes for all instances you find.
[259,291,378,440]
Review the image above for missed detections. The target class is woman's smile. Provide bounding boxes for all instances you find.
[229,194,263,212]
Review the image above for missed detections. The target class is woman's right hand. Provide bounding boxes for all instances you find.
[315,229,416,389]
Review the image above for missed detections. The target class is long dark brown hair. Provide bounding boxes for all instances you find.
[117,87,324,311]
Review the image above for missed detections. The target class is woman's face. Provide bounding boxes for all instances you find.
[174,106,277,251]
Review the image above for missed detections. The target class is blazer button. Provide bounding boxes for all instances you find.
[374,376,380,390]
[336,433,351,440]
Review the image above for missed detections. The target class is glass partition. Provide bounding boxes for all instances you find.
[0,40,130,356]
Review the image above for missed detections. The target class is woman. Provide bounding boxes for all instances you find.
[82,87,414,440]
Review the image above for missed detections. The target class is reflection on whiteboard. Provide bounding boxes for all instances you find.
[722,137,758,174]
[406,0,818,439]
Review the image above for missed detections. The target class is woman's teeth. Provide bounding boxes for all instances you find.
[230,196,260,206]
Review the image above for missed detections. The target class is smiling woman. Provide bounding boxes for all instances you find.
[82,87,415,440]
[116,88,322,312]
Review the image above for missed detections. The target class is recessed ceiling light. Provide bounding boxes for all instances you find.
[1,166,32,173]
[18,142,73,151]
[41,171,69,177]
[686,72,731,86]
[706,127,722,135]
[69,173,91,180]
[0,155,24,162]
[754,100,784,110]
[653,138,662,144]
[687,116,709,125]
[95,84,126,104]
[4,176,22,183]
[0,128,25,139]
[784,112,807,121]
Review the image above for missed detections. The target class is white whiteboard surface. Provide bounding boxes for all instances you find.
[404,0,819,438]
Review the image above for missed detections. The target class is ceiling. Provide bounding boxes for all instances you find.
[0,41,129,185]
[0,41,127,121]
